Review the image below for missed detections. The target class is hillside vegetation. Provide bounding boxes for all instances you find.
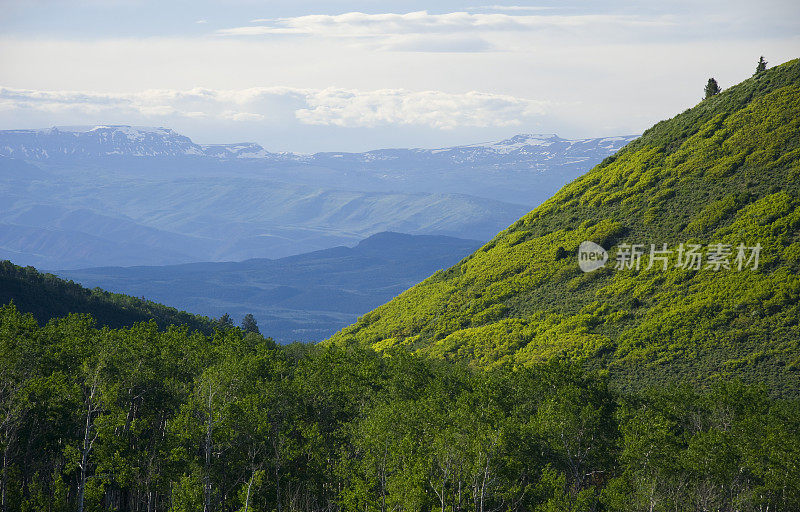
[2,305,798,511]
[0,260,216,333]
[329,59,800,396]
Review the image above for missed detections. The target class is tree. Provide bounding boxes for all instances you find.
[241,314,259,334]
[217,313,234,327]
[754,56,767,76]
[75,362,103,512]
[704,78,721,99]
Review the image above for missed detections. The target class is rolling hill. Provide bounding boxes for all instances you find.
[0,260,216,332]
[57,232,482,342]
[329,59,800,396]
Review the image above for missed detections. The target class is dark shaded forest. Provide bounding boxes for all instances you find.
[0,262,216,334]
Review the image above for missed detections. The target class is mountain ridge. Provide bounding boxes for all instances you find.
[56,231,483,342]
[0,125,636,163]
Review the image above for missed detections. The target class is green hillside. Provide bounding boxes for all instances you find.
[0,260,217,333]
[329,59,800,396]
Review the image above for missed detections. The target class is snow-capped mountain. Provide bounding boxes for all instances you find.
[0,125,293,161]
[200,142,272,159]
[0,125,637,269]
[0,125,637,166]
[307,133,637,171]
[0,126,209,159]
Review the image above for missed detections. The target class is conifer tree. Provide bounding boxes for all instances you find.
[218,312,234,327]
[241,313,260,334]
[754,56,767,76]
[704,77,721,99]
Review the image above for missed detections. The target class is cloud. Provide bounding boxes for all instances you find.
[0,86,280,122]
[221,111,265,121]
[296,89,548,129]
[221,10,674,38]
[0,86,548,130]
[378,34,493,52]
[468,5,556,11]
[217,10,680,52]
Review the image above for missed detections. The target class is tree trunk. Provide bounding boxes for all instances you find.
[244,471,255,512]
[275,462,281,512]
[1,441,9,512]
[78,410,92,512]
[77,373,100,512]
[479,456,491,512]
[272,430,283,512]
[380,450,387,512]
[456,477,462,512]
[204,385,213,512]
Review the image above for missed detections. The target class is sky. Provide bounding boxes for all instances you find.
[0,0,798,152]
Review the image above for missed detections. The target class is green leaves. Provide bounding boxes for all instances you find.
[1,303,799,510]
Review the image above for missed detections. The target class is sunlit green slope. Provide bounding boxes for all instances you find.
[329,59,800,395]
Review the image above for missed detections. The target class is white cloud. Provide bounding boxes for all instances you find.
[0,85,548,129]
[468,5,556,12]
[296,88,548,129]
[221,111,265,121]
[221,11,674,38]
[378,34,493,52]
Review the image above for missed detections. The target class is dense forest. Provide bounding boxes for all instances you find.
[329,59,800,396]
[1,304,798,512]
[0,261,217,334]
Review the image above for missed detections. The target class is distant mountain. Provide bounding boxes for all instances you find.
[0,127,635,268]
[306,133,633,170]
[0,126,636,204]
[57,232,482,342]
[0,126,207,159]
[328,59,800,395]
[0,126,635,168]
[0,173,524,268]
[0,260,216,333]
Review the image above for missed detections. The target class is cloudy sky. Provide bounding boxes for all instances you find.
[1,0,798,152]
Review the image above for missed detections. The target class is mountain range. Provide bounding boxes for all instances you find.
[57,232,482,342]
[0,127,635,268]
[1,127,637,204]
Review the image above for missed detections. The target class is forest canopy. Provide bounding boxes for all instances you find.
[1,304,798,511]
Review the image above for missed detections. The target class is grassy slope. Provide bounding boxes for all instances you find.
[329,59,800,396]
[0,260,217,333]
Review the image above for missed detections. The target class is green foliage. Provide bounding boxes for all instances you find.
[328,59,800,396]
[0,260,217,333]
[1,304,797,510]
[755,56,768,76]
[705,77,722,99]
[241,313,260,334]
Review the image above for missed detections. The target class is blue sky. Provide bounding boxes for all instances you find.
[1,0,798,152]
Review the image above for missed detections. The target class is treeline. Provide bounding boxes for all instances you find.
[1,303,798,512]
[0,261,217,334]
